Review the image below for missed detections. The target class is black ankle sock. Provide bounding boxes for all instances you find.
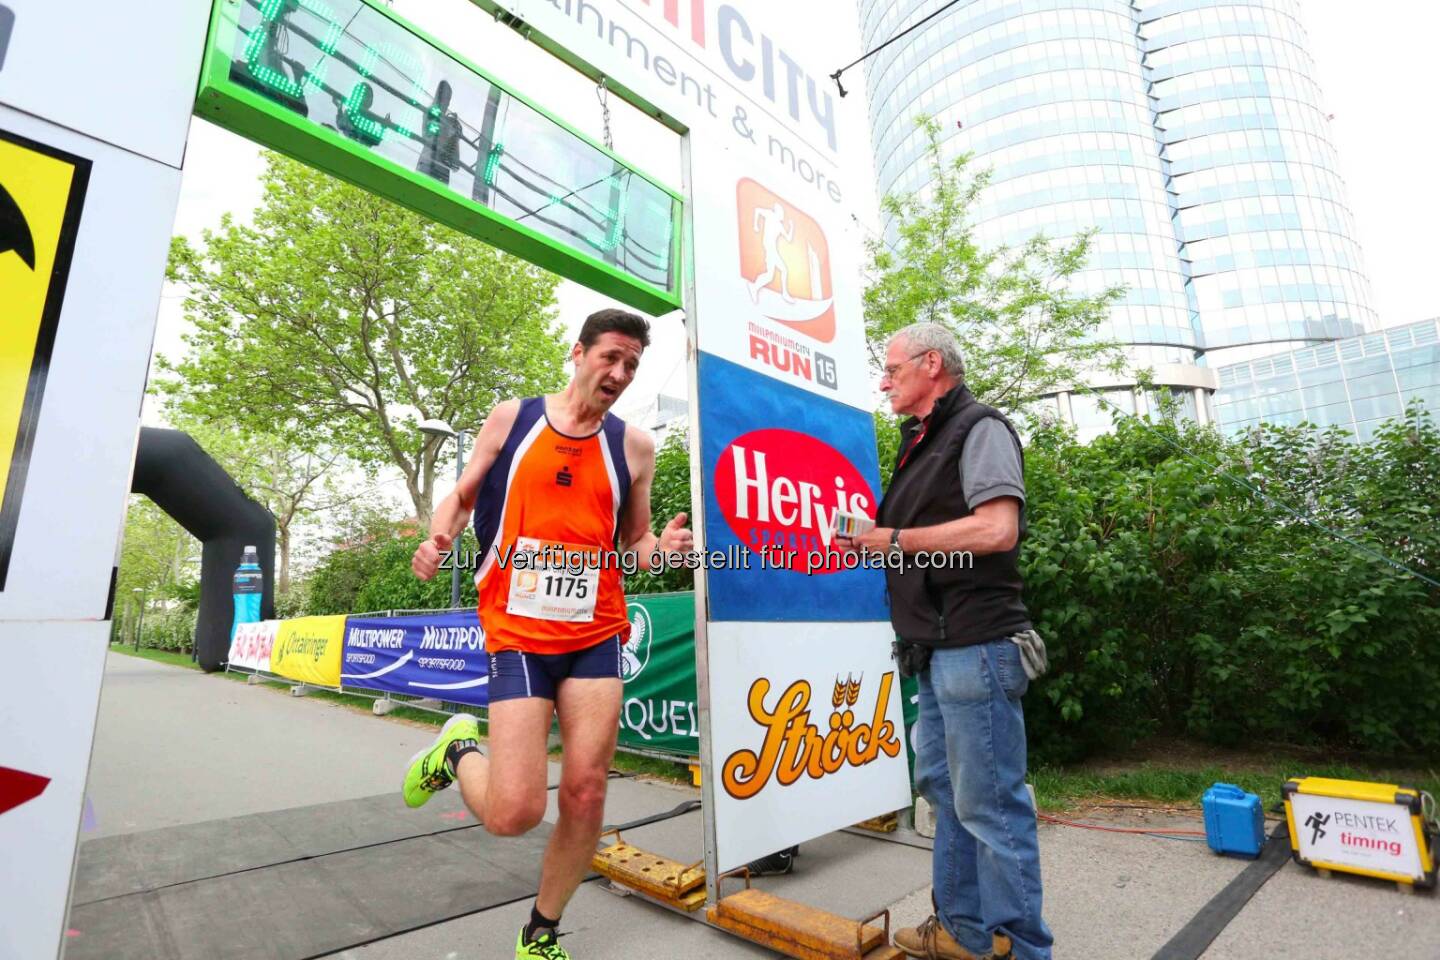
[524,904,559,942]
[443,738,480,776]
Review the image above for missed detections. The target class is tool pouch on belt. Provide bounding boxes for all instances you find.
[892,639,932,678]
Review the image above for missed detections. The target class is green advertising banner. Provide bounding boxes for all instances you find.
[900,672,920,780]
[621,592,698,755]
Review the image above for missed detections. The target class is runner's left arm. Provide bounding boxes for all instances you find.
[618,426,693,570]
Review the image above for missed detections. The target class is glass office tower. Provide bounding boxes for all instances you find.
[1213,317,1440,441]
[858,0,1378,422]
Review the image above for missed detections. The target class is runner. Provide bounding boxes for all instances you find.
[405,308,693,960]
[747,200,796,304]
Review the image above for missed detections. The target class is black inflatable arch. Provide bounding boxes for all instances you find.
[131,427,276,672]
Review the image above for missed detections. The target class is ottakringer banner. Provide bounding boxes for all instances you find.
[270,615,347,687]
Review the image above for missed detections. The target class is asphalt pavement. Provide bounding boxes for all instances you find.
[73,652,1436,959]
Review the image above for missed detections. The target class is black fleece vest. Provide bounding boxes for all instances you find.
[876,386,1032,647]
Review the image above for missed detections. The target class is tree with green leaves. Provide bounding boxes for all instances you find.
[162,152,569,527]
[863,117,1125,414]
[116,496,198,608]
[113,496,200,649]
[624,428,694,595]
[160,413,388,596]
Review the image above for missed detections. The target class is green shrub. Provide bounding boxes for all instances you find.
[624,430,696,595]
[136,605,199,652]
[1018,405,1440,764]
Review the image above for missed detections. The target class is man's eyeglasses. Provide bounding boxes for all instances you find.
[882,350,933,380]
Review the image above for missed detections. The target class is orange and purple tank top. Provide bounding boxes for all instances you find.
[473,397,632,655]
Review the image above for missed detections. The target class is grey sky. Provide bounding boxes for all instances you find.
[1296,0,1439,327]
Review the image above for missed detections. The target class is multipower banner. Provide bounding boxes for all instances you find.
[505,0,911,872]
[231,594,699,754]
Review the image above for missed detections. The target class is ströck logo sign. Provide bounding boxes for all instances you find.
[721,671,901,800]
[714,428,874,574]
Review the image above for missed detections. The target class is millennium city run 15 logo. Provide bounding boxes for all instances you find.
[737,178,834,344]
[721,671,901,799]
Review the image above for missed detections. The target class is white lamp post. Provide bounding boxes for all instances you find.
[418,419,467,608]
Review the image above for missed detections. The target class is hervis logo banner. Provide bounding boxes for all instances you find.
[699,352,888,621]
[270,615,347,686]
[714,427,875,576]
[0,128,91,590]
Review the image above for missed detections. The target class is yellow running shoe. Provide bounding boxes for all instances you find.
[401,713,480,809]
[515,925,569,959]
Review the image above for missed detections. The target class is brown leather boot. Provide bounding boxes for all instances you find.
[990,932,1014,959]
[892,916,982,960]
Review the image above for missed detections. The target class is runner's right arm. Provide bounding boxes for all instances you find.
[411,400,519,580]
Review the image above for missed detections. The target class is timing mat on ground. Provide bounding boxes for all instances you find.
[67,791,552,960]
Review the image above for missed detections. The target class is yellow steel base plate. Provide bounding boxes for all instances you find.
[853,813,899,833]
[591,840,706,910]
[707,889,902,960]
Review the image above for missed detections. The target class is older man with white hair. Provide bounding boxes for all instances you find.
[838,323,1052,960]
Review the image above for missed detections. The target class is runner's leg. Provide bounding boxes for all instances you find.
[748,265,776,302]
[534,673,622,918]
[455,694,553,836]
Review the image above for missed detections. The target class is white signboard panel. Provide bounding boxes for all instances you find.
[0,29,189,952]
[0,0,210,167]
[502,0,846,169]
[227,619,279,673]
[0,104,182,622]
[1289,792,1427,881]
[0,620,108,960]
[705,620,910,872]
[687,140,874,409]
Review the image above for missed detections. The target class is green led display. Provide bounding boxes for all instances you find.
[196,0,682,313]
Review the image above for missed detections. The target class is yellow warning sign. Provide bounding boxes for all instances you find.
[0,129,90,589]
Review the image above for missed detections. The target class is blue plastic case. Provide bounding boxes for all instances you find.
[1203,783,1266,858]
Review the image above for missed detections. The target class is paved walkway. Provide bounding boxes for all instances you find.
[74,652,1436,958]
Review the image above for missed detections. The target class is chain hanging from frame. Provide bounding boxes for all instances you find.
[596,76,614,151]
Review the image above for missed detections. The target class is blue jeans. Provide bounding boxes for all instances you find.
[914,639,1053,960]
